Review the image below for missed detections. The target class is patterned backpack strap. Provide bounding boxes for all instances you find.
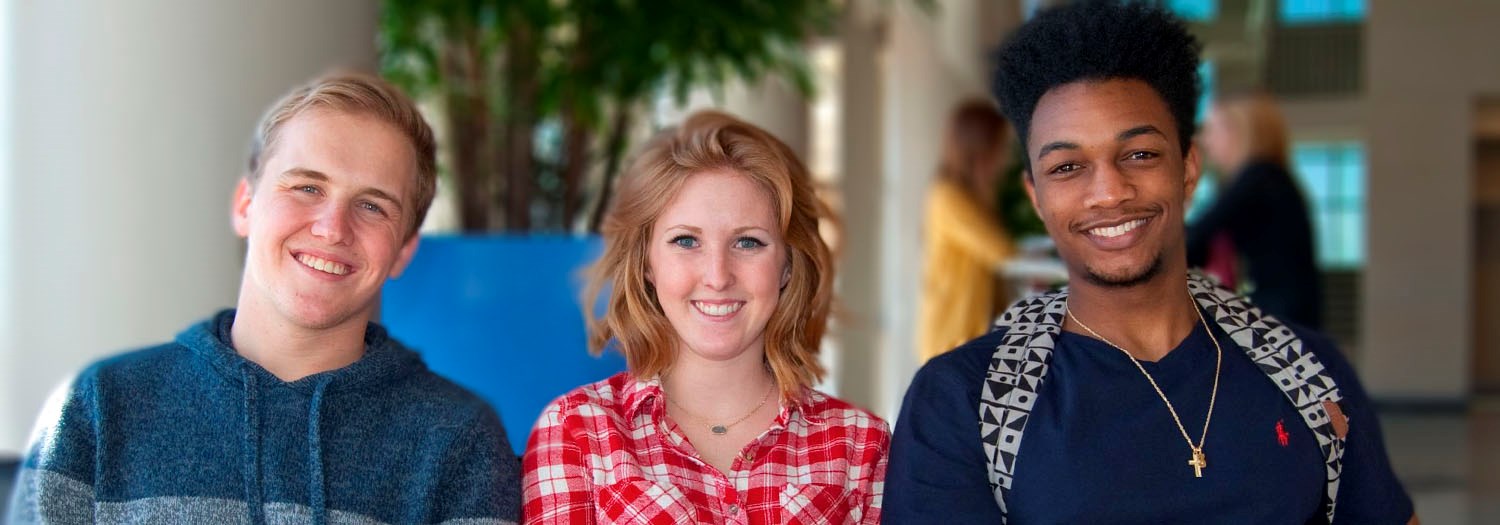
[979,288,1070,524]
[1186,272,1346,522]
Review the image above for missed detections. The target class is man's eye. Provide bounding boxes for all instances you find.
[359,201,387,216]
[1051,163,1081,174]
[670,235,699,248]
[1127,151,1159,161]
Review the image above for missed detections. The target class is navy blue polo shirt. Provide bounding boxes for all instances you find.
[885,317,1414,524]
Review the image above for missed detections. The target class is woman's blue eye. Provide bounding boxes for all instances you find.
[298,185,320,194]
[735,237,767,249]
[670,235,699,248]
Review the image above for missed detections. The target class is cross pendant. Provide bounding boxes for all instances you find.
[1188,448,1207,478]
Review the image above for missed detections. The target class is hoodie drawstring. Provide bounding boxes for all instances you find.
[308,377,332,525]
[241,366,265,525]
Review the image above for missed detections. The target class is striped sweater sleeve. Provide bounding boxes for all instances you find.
[8,372,98,525]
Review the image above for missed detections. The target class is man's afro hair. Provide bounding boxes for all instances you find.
[992,0,1202,159]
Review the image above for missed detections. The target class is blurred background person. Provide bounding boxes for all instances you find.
[1189,91,1322,329]
[917,99,1017,362]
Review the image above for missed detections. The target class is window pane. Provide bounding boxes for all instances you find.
[1339,211,1364,268]
[1187,172,1219,222]
[1197,61,1214,126]
[1314,210,1336,266]
[1293,145,1329,174]
[1169,0,1218,22]
[1281,0,1366,24]
[1292,140,1366,268]
[1298,158,1332,202]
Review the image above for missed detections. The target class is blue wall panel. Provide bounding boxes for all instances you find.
[382,235,627,454]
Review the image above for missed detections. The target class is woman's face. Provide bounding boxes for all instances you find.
[647,170,789,365]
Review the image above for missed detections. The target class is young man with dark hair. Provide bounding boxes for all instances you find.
[885,2,1417,523]
[8,73,522,524]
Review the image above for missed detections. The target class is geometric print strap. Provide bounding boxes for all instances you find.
[980,273,1345,524]
[1186,271,1345,523]
[979,288,1069,524]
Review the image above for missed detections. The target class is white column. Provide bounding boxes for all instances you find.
[834,0,886,413]
[0,0,15,453]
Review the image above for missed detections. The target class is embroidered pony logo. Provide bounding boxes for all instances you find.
[1275,419,1290,447]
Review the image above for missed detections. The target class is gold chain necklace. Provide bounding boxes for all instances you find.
[665,383,772,436]
[1065,294,1223,478]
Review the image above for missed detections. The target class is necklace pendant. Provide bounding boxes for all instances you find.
[711,425,728,435]
[1188,448,1207,478]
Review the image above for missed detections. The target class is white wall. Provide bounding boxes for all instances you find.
[1360,0,1500,400]
[0,0,379,454]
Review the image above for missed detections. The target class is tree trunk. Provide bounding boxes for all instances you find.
[589,105,634,233]
[499,12,541,231]
[442,30,491,232]
[557,8,594,233]
[560,116,592,232]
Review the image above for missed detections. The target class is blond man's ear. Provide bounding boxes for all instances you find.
[231,177,254,238]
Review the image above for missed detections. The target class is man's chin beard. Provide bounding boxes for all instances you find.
[1081,255,1165,289]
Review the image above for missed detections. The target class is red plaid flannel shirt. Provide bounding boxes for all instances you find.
[522,372,889,524]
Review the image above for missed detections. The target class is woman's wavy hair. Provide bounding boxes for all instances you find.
[584,110,836,402]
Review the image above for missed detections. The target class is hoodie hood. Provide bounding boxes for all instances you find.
[177,309,426,394]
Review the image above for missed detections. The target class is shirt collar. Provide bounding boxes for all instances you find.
[782,387,828,426]
[621,374,664,419]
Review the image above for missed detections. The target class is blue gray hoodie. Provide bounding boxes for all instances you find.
[7,310,520,524]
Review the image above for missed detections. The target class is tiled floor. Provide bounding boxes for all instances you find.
[1380,397,1500,524]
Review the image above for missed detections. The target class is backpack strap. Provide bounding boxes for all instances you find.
[1186,273,1345,522]
[979,273,1346,523]
[979,288,1069,523]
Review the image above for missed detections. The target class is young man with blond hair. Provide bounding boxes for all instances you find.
[9,73,521,524]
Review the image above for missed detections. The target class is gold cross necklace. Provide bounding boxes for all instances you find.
[1066,292,1223,478]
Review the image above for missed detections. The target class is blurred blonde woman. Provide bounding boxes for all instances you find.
[918,99,1017,361]
[1190,91,1322,329]
[522,111,889,524]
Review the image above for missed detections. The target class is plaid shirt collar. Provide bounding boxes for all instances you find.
[619,374,828,429]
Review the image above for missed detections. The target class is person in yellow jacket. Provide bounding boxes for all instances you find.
[918,99,1016,362]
